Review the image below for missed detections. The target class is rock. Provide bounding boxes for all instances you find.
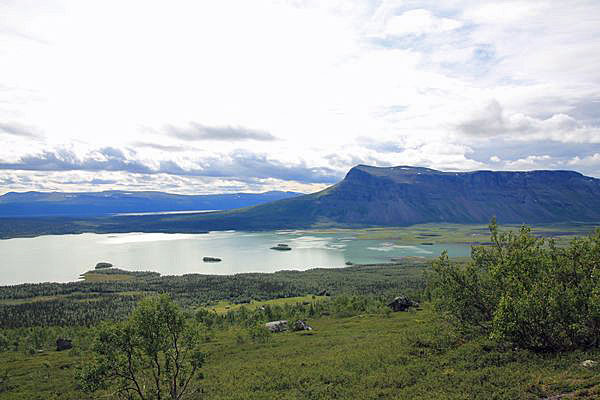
[56,338,72,351]
[581,360,597,368]
[265,320,288,333]
[95,262,113,269]
[203,257,222,262]
[345,261,353,265]
[270,244,291,251]
[291,320,312,331]
[387,295,419,312]
[318,290,330,297]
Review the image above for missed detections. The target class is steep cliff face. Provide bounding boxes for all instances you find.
[312,165,600,225]
[170,164,600,229]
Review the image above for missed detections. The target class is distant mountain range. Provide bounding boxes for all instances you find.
[1,165,600,238]
[0,190,302,217]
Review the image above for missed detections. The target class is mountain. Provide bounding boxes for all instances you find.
[0,190,302,217]
[152,164,600,230]
[2,165,600,238]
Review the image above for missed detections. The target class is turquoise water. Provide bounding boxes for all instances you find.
[0,230,471,285]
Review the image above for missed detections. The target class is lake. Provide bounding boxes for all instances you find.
[0,230,471,285]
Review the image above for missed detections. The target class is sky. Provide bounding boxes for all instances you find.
[1,0,600,195]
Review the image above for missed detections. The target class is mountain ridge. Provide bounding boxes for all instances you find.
[1,165,599,237]
[0,190,302,217]
[165,164,600,229]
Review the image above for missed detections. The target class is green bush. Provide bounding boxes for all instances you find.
[429,218,600,351]
[247,324,271,344]
[78,294,206,399]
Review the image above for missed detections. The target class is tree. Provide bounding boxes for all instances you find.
[429,218,600,351]
[0,333,9,352]
[78,294,205,399]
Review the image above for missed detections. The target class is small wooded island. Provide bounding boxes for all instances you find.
[270,243,291,251]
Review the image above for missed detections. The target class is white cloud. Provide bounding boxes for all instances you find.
[504,155,552,170]
[383,9,463,37]
[457,100,600,143]
[1,0,600,193]
[568,153,600,167]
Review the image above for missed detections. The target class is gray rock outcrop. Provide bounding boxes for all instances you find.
[291,320,312,331]
[387,295,419,312]
[56,338,72,351]
[265,320,288,333]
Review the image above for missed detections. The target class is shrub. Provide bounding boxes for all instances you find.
[429,218,600,351]
[78,294,206,399]
[247,324,271,344]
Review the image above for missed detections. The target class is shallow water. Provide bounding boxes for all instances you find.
[0,230,471,285]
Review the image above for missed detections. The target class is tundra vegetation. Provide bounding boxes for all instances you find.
[0,221,598,399]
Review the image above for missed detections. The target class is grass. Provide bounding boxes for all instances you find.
[79,272,135,282]
[1,306,599,399]
[0,296,60,306]
[201,308,600,400]
[206,295,328,314]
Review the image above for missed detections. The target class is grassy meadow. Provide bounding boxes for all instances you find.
[1,306,599,399]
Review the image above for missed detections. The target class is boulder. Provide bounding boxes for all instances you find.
[581,360,597,368]
[265,320,288,333]
[387,295,419,312]
[56,338,72,351]
[291,320,312,331]
[203,257,222,262]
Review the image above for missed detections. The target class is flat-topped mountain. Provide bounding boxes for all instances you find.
[1,165,599,237]
[0,190,301,217]
[166,164,600,229]
[318,165,600,225]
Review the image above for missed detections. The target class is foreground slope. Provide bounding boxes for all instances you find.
[2,308,599,399]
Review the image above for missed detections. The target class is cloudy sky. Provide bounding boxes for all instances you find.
[1,0,600,194]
